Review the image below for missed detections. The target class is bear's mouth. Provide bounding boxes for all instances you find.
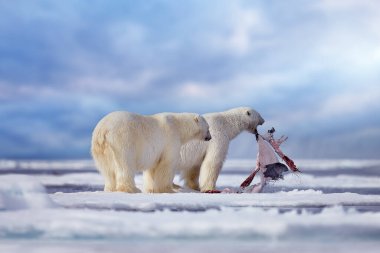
[248,127,258,134]
[248,124,260,134]
[248,117,265,134]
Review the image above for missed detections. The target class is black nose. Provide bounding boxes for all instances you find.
[205,136,212,141]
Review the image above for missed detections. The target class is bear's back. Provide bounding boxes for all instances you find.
[151,112,184,133]
[100,111,156,129]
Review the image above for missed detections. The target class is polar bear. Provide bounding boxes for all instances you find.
[179,107,264,192]
[91,111,211,193]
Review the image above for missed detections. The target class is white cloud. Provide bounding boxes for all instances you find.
[0,81,67,101]
[311,27,380,75]
[203,2,270,55]
[70,69,161,96]
[314,0,380,12]
[2,0,380,158]
[176,68,310,109]
[178,81,217,99]
[224,8,264,54]
[310,0,380,74]
[316,87,380,119]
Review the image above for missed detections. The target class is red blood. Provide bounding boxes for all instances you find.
[240,167,260,189]
[283,155,299,172]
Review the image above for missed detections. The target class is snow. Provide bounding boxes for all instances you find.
[0,204,380,253]
[275,174,380,188]
[0,175,56,211]
[50,191,380,211]
[0,159,379,252]
[218,173,380,189]
[223,158,380,170]
[1,205,380,240]
[2,158,380,171]
[1,241,380,253]
[20,172,380,191]
[0,159,94,170]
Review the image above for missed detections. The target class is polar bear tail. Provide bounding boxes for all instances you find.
[91,127,108,158]
[91,127,109,172]
[91,127,117,191]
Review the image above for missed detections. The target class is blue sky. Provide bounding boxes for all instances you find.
[1,0,380,159]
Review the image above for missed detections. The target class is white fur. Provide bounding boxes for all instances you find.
[91,111,210,193]
[179,107,264,192]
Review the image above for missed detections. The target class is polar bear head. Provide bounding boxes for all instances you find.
[194,114,212,141]
[174,113,211,143]
[231,107,265,134]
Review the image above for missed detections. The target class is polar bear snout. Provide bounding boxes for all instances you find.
[247,113,265,134]
[258,115,265,125]
[196,115,211,141]
[204,130,212,141]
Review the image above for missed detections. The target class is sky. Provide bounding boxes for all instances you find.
[0,0,380,159]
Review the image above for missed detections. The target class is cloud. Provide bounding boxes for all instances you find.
[108,21,147,51]
[314,0,380,12]
[178,81,216,99]
[317,87,380,119]
[0,0,380,158]
[68,69,164,97]
[203,2,269,56]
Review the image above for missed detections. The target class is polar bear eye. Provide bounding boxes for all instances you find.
[246,111,251,116]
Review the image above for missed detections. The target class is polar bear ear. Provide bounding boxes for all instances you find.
[246,111,251,116]
[194,115,199,123]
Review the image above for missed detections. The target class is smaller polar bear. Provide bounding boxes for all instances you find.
[179,107,265,192]
[91,111,211,193]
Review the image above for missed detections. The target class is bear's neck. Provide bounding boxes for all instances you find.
[222,113,246,140]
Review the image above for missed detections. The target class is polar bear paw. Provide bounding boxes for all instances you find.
[116,184,141,193]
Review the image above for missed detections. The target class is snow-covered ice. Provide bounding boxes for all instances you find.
[2,158,380,171]
[50,191,380,211]
[0,175,56,211]
[9,171,380,191]
[0,159,380,252]
[1,205,380,240]
[224,158,380,170]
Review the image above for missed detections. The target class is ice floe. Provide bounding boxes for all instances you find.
[2,158,380,171]
[0,175,56,211]
[51,191,380,211]
[0,205,379,241]
[20,172,380,191]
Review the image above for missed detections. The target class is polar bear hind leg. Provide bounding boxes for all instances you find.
[143,155,175,193]
[182,165,201,191]
[92,141,117,192]
[111,147,141,193]
[99,151,117,192]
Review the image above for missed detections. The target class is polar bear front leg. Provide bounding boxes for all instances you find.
[199,147,228,192]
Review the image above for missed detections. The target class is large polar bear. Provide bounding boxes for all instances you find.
[179,107,264,192]
[91,111,211,193]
